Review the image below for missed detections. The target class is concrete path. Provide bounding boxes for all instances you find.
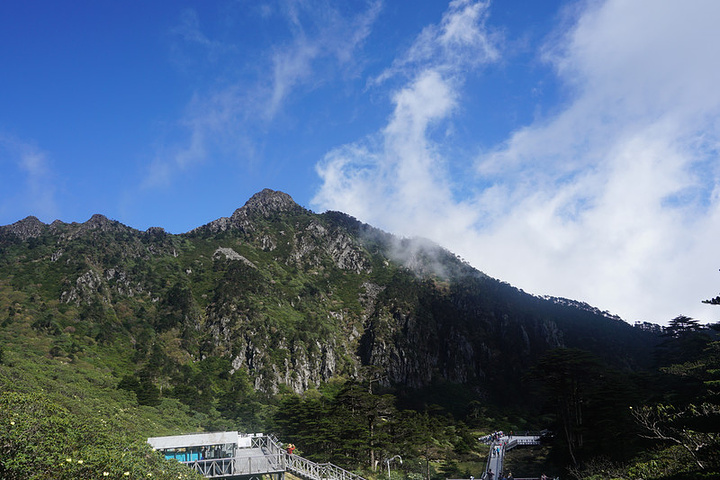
[480,433,542,480]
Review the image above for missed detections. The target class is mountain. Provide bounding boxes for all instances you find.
[0,189,657,403]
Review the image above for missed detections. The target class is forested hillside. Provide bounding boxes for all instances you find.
[1,189,717,479]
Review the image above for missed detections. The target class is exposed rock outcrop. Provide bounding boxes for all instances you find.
[2,216,46,240]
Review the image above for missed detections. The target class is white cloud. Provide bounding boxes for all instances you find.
[314,0,499,233]
[472,0,720,323]
[315,69,467,234]
[267,38,320,120]
[314,0,720,325]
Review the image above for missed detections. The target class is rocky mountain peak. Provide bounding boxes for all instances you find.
[145,226,166,236]
[189,189,306,235]
[5,216,47,240]
[77,214,125,233]
[87,213,111,226]
[55,214,138,241]
[234,189,305,219]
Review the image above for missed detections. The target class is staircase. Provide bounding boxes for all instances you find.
[262,435,367,480]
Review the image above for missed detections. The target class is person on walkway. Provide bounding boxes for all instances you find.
[286,443,296,455]
[487,469,494,480]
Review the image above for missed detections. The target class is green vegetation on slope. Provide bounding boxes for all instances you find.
[2,190,717,479]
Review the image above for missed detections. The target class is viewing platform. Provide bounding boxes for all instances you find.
[148,432,367,480]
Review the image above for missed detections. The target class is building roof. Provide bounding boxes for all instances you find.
[148,431,241,450]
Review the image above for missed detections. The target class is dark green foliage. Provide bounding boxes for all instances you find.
[665,315,702,337]
[117,374,161,406]
[529,349,645,467]
[271,379,478,478]
[31,311,61,335]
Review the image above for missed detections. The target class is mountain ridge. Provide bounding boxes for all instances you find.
[0,188,658,399]
[2,189,316,241]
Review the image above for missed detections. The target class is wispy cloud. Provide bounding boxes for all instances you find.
[313,0,720,324]
[172,9,225,52]
[266,0,382,119]
[144,2,382,188]
[0,134,58,221]
[314,0,498,237]
[372,0,498,85]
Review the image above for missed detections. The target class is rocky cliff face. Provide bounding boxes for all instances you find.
[0,189,657,397]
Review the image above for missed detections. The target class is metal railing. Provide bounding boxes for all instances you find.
[260,435,367,480]
[235,453,285,474]
[177,434,367,480]
[185,453,286,478]
[504,437,541,451]
[479,432,546,444]
[187,458,234,478]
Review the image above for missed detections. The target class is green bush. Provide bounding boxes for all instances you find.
[0,391,203,480]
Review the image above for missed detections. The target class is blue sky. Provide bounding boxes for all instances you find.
[2,0,720,326]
